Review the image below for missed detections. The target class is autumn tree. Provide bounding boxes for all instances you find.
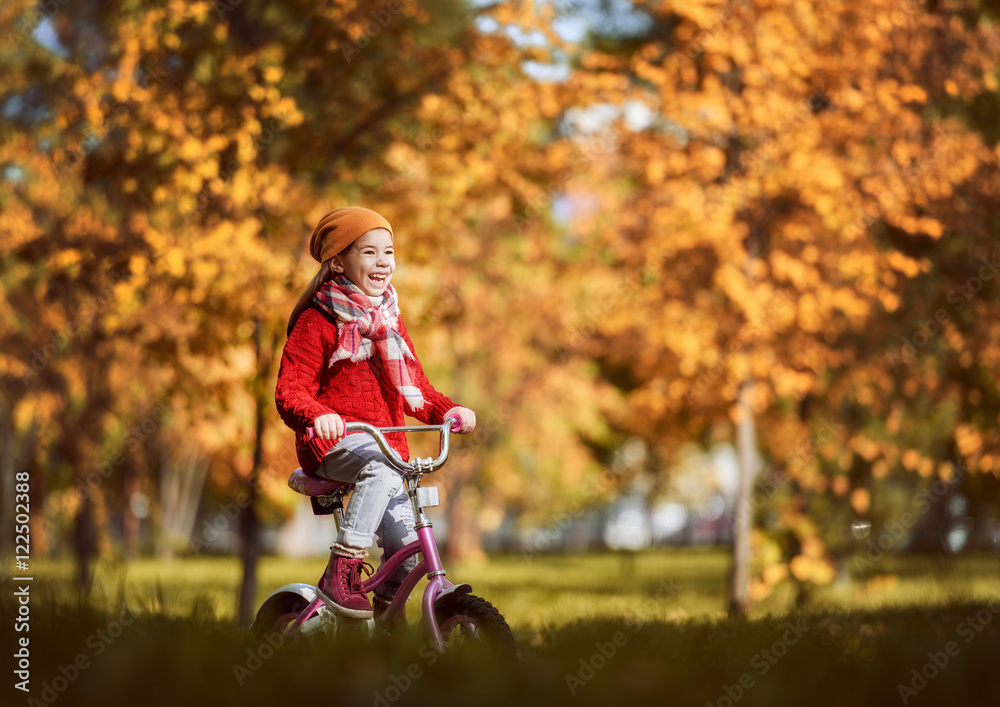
[1,0,612,606]
[543,0,999,612]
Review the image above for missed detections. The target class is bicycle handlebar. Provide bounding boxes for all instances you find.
[306,416,460,474]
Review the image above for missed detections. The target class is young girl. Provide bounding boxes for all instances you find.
[275,206,475,620]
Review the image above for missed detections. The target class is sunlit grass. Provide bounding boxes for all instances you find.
[26,548,1000,631]
[7,550,1000,707]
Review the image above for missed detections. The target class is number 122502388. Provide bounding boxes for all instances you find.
[14,470,30,566]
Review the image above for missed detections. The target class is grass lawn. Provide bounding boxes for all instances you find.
[5,549,1000,706]
[22,548,1000,627]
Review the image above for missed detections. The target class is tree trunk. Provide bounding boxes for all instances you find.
[0,406,14,564]
[444,473,485,564]
[28,431,47,556]
[729,191,765,617]
[71,338,113,584]
[73,494,98,593]
[67,429,103,594]
[729,379,759,617]
[237,320,273,627]
[236,418,263,627]
[236,491,261,627]
[156,447,209,558]
[122,462,141,558]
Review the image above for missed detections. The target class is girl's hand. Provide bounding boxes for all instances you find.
[312,413,346,441]
[444,407,476,434]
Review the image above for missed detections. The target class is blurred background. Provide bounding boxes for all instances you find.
[2,0,1000,624]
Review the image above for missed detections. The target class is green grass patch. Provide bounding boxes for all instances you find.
[22,548,1000,628]
[5,549,1000,706]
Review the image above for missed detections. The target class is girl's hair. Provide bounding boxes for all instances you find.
[287,259,335,337]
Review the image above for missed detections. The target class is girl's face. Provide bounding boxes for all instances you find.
[332,228,395,297]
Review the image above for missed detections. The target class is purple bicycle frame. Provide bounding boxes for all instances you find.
[281,518,452,649]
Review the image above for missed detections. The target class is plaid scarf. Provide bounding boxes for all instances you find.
[313,275,424,411]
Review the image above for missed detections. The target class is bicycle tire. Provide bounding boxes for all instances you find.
[433,593,516,654]
[250,592,310,642]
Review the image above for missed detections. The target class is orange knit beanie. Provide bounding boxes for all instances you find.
[308,206,393,264]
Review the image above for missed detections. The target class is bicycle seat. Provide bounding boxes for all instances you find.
[287,468,350,497]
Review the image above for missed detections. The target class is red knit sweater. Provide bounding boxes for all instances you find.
[274,304,458,476]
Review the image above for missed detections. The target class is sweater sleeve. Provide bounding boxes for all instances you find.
[397,316,459,425]
[274,307,338,433]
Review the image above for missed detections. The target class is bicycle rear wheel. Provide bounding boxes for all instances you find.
[250,593,310,642]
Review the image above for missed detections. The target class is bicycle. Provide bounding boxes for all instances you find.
[250,417,515,654]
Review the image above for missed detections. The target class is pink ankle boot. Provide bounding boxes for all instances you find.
[317,550,373,618]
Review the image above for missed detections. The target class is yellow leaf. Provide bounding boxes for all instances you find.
[898,85,927,103]
[918,217,944,238]
[763,563,789,586]
[263,66,283,83]
[164,247,186,277]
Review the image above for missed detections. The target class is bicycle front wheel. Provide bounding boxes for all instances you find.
[434,593,516,654]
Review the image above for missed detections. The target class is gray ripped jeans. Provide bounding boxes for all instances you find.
[315,432,419,601]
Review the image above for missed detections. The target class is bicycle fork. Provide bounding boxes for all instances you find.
[406,471,451,650]
[328,467,462,651]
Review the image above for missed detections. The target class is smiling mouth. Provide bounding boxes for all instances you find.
[369,273,388,284]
